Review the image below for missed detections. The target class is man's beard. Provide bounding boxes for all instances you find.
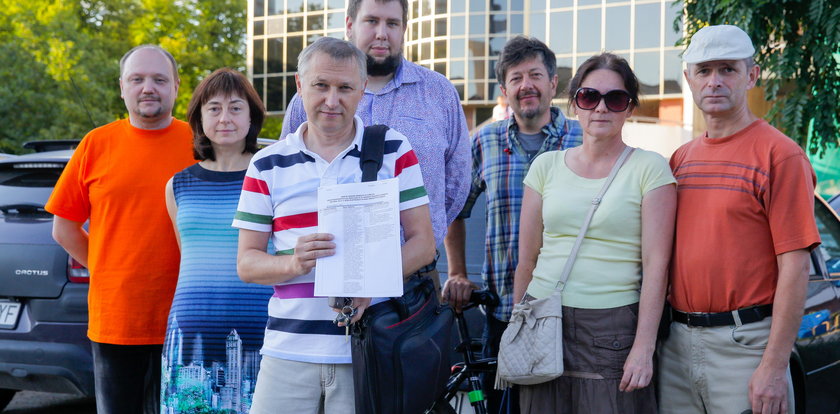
[367,54,401,77]
[135,105,165,119]
[135,96,165,118]
[516,91,543,120]
[519,107,540,119]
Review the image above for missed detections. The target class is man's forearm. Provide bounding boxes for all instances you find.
[399,205,436,277]
[443,218,467,278]
[237,249,301,286]
[763,249,810,368]
[52,216,90,268]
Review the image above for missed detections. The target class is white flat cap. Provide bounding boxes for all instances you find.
[682,25,755,64]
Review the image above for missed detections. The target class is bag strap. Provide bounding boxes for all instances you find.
[358,124,424,318]
[360,124,389,182]
[554,146,635,291]
[391,275,435,320]
[330,124,389,311]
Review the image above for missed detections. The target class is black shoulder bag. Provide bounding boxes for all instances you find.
[350,125,455,414]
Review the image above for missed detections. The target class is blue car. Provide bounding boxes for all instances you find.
[794,195,840,413]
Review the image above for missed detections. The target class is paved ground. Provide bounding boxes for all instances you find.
[0,390,468,413]
[3,391,95,413]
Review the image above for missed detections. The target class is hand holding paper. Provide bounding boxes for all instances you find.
[291,233,336,276]
[315,178,404,298]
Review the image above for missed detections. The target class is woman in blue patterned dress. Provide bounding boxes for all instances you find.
[160,68,272,413]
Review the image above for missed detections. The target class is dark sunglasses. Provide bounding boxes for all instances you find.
[574,87,632,112]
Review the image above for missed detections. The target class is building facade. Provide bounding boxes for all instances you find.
[248,0,694,153]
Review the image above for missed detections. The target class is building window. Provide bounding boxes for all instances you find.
[635,2,661,49]
[249,0,685,112]
[634,51,661,95]
[576,8,602,53]
[549,11,573,55]
[605,6,630,52]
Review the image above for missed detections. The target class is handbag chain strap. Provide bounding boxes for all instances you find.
[553,146,635,292]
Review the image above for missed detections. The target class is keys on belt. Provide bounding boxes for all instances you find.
[672,304,773,327]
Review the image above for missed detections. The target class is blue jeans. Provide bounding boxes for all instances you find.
[482,311,520,414]
[90,341,161,414]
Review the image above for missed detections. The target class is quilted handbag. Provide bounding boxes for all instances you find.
[496,289,564,386]
[496,147,635,387]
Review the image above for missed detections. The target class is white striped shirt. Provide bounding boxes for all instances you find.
[233,116,429,363]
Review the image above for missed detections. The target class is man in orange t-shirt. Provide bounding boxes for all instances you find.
[46,45,194,414]
[658,26,820,414]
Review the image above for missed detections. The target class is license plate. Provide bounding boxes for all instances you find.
[0,299,21,329]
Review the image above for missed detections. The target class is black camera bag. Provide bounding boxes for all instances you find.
[349,124,454,414]
[351,275,454,414]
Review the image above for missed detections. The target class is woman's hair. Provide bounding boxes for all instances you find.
[566,53,641,112]
[187,68,266,161]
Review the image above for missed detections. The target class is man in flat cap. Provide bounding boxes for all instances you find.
[658,25,820,414]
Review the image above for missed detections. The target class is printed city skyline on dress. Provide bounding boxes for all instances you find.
[162,316,261,414]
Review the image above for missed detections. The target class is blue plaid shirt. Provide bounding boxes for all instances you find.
[459,107,582,321]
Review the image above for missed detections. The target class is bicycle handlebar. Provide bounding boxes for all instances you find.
[467,289,500,309]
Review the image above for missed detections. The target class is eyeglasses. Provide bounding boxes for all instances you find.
[574,87,632,112]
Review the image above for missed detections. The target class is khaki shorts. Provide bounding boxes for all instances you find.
[657,316,794,414]
[250,355,355,414]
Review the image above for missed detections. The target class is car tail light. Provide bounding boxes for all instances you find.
[67,256,89,283]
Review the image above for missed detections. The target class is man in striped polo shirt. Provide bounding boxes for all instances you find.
[281,0,471,271]
[233,37,434,413]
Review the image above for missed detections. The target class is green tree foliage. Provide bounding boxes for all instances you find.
[260,116,284,140]
[678,0,840,156]
[175,385,211,414]
[0,0,247,154]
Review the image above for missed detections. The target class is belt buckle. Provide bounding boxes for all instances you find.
[686,313,696,327]
[686,312,706,327]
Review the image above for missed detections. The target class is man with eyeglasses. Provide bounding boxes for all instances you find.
[442,36,582,413]
[237,37,434,413]
[659,25,820,414]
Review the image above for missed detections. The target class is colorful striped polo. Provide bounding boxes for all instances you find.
[232,116,429,363]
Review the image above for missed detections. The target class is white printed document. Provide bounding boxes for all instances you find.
[314,177,403,297]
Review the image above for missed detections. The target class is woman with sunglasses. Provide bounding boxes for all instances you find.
[512,52,676,413]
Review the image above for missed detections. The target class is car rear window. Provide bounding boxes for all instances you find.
[0,164,65,211]
[0,169,62,187]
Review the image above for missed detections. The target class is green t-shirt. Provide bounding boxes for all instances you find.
[523,148,675,308]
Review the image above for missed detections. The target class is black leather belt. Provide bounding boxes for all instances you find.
[672,304,773,327]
